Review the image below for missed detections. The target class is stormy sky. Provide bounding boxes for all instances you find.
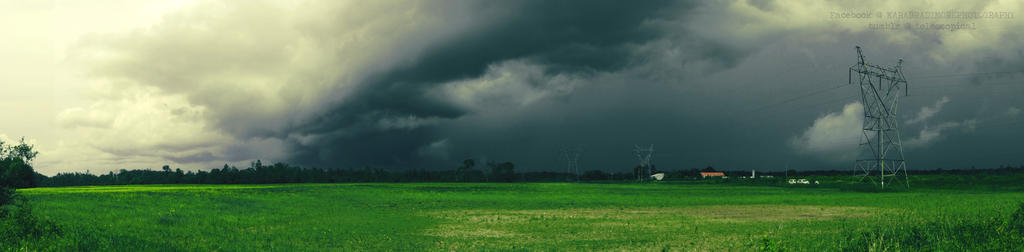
[2,0,1023,176]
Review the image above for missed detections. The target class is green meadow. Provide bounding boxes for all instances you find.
[11,182,1024,251]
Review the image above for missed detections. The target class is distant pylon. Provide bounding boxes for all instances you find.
[849,46,909,189]
[634,144,654,182]
[562,146,582,181]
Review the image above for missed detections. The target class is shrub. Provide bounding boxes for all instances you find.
[0,198,62,248]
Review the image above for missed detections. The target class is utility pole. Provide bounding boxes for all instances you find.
[849,46,909,189]
[634,144,654,182]
[562,146,582,182]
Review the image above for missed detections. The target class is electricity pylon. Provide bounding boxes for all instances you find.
[562,146,581,181]
[634,144,654,182]
[849,46,909,189]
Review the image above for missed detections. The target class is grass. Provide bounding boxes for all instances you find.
[7,181,1024,251]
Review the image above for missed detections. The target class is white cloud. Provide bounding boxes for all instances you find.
[906,96,950,125]
[432,60,586,112]
[790,99,973,160]
[904,120,966,148]
[1008,107,1021,117]
[56,107,115,129]
[58,86,224,153]
[791,102,863,162]
[40,85,291,175]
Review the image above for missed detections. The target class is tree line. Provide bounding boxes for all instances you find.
[34,160,1024,187]
[37,159,636,187]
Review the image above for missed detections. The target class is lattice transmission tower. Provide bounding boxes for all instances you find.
[634,144,654,182]
[562,146,582,181]
[848,46,909,189]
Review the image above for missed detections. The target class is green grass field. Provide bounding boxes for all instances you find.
[11,182,1024,251]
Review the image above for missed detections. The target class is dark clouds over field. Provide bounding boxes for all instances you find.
[8,0,1023,175]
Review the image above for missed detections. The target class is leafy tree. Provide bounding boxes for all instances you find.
[0,137,60,245]
[0,138,38,189]
[0,186,12,211]
[3,159,35,188]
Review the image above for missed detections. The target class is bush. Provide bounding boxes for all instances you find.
[0,198,62,249]
[0,187,12,210]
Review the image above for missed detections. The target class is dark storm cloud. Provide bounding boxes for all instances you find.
[374,0,683,83]
[285,0,709,168]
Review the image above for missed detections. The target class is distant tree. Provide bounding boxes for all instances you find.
[174,168,184,183]
[687,168,700,177]
[702,166,716,172]
[457,159,475,182]
[488,161,516,182]
[581,170,609,181]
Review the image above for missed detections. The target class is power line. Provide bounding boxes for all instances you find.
[908,70,1024,80]
[744,83,849,115]
[754,69,1022,114]
[749,71,1021,122]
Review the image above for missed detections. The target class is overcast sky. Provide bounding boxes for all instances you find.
[2,0,1023,176]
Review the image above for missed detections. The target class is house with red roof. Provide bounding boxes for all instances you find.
[700,172,725,178]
